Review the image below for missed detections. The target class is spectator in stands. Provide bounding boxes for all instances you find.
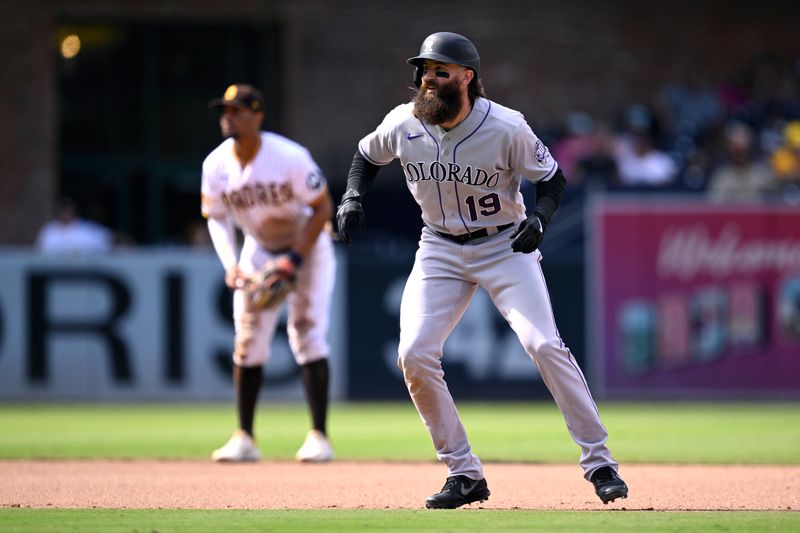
[740,55,800,133]
[35,197,113,254]
[535,116,619,196]
[770,121,800,202]
[549,111,609,203]
[655,64,723,158]
[553,112,598,183]
[613,105,678,189]
[707,122,779,202]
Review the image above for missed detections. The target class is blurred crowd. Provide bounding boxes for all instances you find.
[41,52,800,252]
[546,53,800,204]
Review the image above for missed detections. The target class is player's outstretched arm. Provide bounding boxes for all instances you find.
[336,151,381,245]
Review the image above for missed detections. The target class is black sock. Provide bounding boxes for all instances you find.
[235,365,263,437]
[300,358,329,435]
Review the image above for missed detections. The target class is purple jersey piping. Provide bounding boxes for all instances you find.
[452,101,492,234]
[419,120,446,226]
[358,146,385,166]
[534,256,606,422]
[540,162,559,181]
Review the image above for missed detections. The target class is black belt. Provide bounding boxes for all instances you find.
[433,222,515,244]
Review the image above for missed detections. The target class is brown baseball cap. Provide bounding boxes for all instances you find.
[208,84,264,112]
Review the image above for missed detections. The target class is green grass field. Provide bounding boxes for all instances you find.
[1,401,798,463]
[1,401,799,531]
[2,509,798,533]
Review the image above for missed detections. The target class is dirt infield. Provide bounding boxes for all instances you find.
[1,461,798,511]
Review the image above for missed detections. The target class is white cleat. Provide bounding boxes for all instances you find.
[295,430,334,463]
[211,430,261,463]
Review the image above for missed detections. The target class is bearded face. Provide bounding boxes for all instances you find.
[412,73,464,125]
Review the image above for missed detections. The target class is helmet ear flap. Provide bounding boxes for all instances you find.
[413,64,423,87]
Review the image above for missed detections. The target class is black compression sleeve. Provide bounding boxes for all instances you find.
[345,151,381,197]
[533,168,566,230]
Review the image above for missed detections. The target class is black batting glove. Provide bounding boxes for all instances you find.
[509,214,544,253]
[335,190,366,246]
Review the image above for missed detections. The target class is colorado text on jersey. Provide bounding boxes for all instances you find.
[403,161,500,187]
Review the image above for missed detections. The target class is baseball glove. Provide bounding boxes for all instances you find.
[245,256,297,311]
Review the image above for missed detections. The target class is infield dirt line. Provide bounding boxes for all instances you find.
[1,461,798,511]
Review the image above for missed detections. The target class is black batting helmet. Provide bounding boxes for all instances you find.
[407,32,480,87]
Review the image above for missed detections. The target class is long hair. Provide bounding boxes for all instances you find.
[468,75,486,104]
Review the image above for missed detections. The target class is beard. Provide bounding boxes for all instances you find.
[412,78,463,125]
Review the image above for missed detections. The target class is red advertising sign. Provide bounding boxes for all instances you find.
[590,199,800,397]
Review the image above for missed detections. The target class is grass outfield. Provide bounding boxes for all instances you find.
[0,401,798,463]
[2,402,798,532]
[0,509,798,532]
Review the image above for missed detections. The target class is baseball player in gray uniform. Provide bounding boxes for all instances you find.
[202,84,335,463]
[336,33,628,508]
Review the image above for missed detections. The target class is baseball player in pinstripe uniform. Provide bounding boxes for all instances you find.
[202,84,335,463]
[336,33,628,508]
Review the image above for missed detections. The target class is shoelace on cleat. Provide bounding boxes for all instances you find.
[441,477,461,492]
[592,468,617,484]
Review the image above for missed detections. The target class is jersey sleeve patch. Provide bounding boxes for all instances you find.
[534,140,552,167]
[306,168,326,191]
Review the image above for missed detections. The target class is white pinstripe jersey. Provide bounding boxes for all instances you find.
[358,97,558,235]
[201,132,327,251]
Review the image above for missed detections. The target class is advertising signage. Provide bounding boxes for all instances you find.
[590,199,800,397]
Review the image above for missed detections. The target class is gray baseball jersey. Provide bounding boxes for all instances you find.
[359,97,617,481]
[359,97,557,235]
